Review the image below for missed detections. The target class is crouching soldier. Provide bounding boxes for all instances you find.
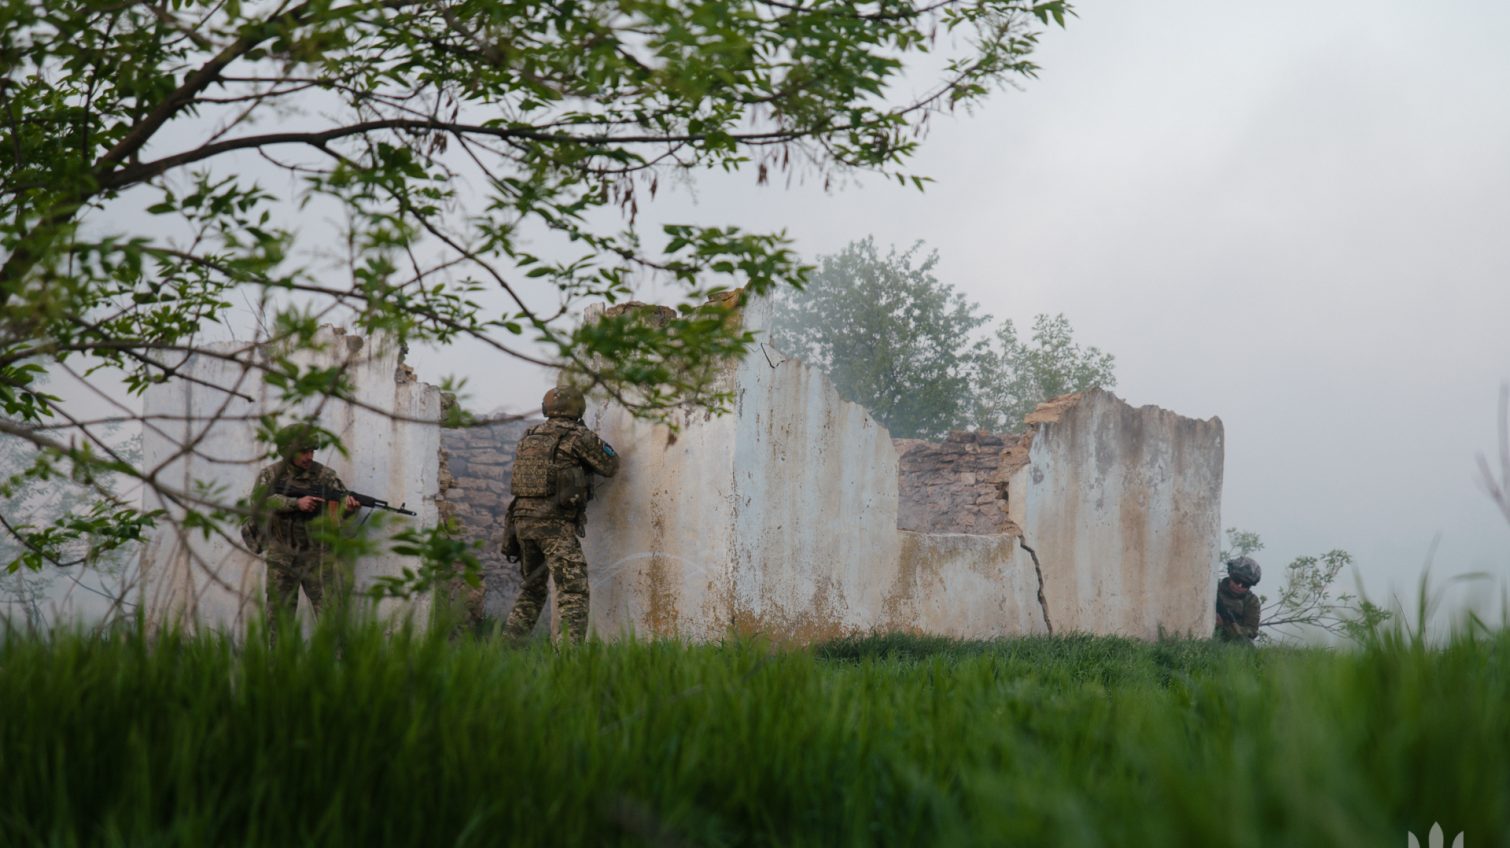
[1214,556,1262,644]
[502,386,619,643]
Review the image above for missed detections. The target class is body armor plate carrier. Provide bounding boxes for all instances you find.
[511,426,590,510]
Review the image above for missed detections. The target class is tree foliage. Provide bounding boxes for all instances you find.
[769,238,990,439]
[974,312,1116,432]
[769,237,1114,439]
[0,0,1073,588]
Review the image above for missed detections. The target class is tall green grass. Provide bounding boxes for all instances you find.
[1,619,1504,846]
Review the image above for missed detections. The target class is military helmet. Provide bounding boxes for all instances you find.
[1226,556,1262,587]
[272,423,322,458]
[542,386,586,419]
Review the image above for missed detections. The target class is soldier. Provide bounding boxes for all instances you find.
[1214,556,1262,644]
[502,386,619,643]
[248,423,360,629]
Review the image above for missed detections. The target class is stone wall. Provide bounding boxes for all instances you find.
[894,430,1022,535]
[439,416,536,618]
[1008,392,1226,638]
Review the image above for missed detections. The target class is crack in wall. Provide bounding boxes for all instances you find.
[1016,536,1053,635]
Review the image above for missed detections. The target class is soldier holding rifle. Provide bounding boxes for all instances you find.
[247,423,362,627]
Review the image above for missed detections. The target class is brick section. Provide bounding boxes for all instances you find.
[893,430,1021,535]
[439,415,538,618]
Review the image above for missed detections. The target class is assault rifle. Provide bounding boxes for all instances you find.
[270,481,417,516]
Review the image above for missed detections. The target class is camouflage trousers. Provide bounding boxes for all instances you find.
[264,546,349,624]
[504,519,590,642]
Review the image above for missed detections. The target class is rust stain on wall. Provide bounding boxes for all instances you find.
[641,498,680,637]
[728,577,856,645]
[880,532,934,628]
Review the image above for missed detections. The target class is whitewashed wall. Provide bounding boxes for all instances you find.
[139,327,441,630]
[1008,392,1225,638]
[579,299,1224,642]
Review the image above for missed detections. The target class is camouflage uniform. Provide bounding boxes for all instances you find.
[1214,577,1261,643]
[250,458,352,621]
[503,415,618,642]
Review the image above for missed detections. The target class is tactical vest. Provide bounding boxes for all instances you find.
[511,425,590,510]
[255,461,340,551]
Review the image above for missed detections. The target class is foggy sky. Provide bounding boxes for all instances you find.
[410,0,1510,618]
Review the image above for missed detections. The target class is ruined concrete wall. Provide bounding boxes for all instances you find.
[573,296,1222,641]
[583,403,743,640]
[1006,391,1224,638]
[135,316,1221,640]
[884,533,1047,637]
[894,430,1021,535]
[724,344,909,640]
[437,301,1222,642]
[138,327,441,629]
[578,298,1055,642]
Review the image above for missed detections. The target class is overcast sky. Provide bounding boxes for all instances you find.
[403,0,1510,620]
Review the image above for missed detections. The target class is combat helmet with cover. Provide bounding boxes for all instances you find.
[1226,556,1262,587]
[541,385,586,420]
[272,422,323,459]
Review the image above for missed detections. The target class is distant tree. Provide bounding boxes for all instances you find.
[0,0,1074,592]
[769,238,991,439]
[1219,528,1391,643]
[770,238,1116,439]
[973,313,1117,432]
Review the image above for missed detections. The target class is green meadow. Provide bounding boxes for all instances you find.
[0,621,1503,846]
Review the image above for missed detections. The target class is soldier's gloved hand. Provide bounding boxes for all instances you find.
[297,495,322,512]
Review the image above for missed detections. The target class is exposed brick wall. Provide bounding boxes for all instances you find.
[440,416,537,618]
[894,430,1021,535]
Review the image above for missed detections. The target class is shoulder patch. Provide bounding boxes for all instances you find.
[602,442,616,457]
